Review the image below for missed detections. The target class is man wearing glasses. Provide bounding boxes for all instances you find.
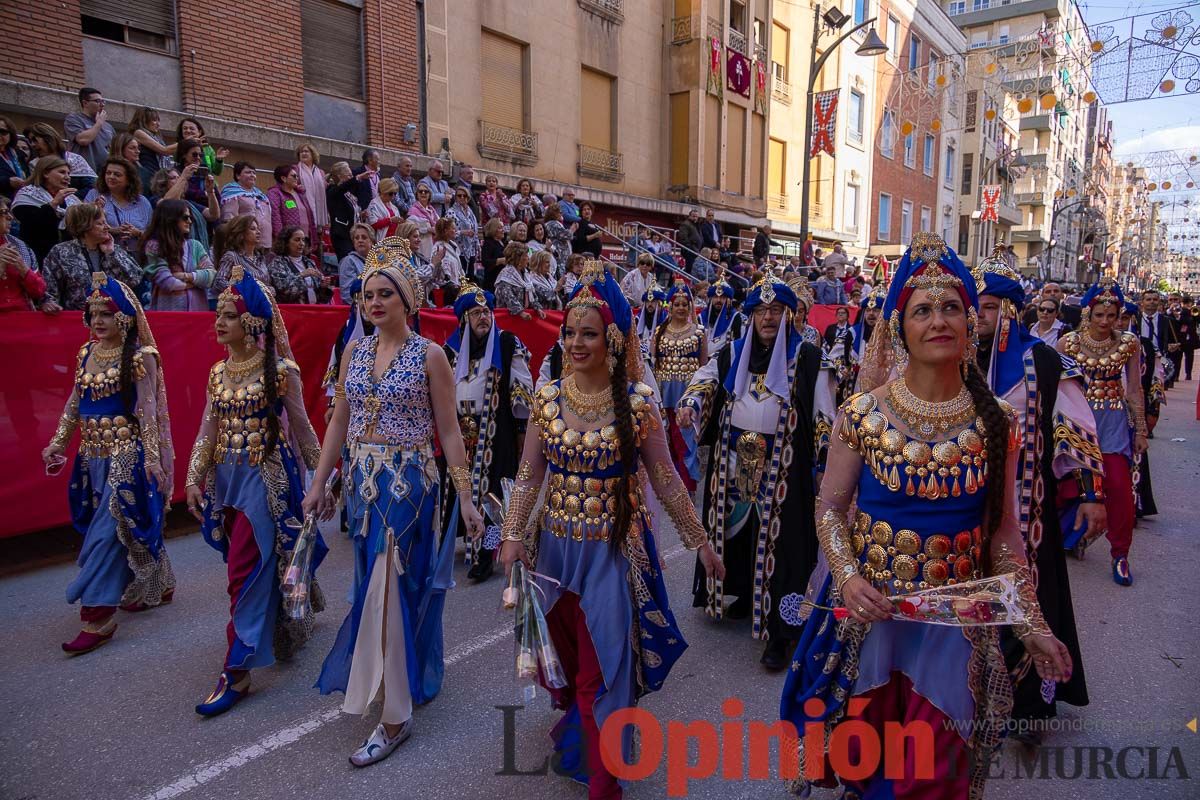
[1031,298,1067,347]
[64,88,114,173]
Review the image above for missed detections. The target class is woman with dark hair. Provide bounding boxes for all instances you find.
[306,239,484,765]
[219,161,272,245]
[651,279,707,491]
[175,117,227,177]
[128,107,175,192]
[494,240,543,321]
[543,203,573,272]
[499,264,723,797]
[173,138,221,227]
[0,196,46,311]
[42,272,176,654]
[185,265,326,716]
[142,199,214,310]
[267,164,317,253]
[326,160,365,260]
[479,217,506,291]
[781,233,1071,799]
[511,177,543,226]
[212,214,303,303]
[11,156,76,264]
[270,225,328,304]
[86,157,152,255]
[25,122,97,194]
[0,116,29,200]
[430,215,464,303]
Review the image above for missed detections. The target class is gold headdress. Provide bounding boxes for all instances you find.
[563,260,643,380]
[361,236,426,312]
[87,272,133,333]
[216,264,270,335]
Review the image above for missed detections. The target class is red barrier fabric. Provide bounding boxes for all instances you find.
[0,304,849,538]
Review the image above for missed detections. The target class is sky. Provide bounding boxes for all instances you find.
[1076,0,1200,157]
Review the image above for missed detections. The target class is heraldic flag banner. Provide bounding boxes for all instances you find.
[980,184,1002,223]
[810,89,840,157]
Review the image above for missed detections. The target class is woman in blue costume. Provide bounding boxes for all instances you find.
[650,277,708,490]
[306,236,484,767]
[43,272,177,655]
[499,263,724,799]
[184,264,326,716]
[702,278,744,354]
[780,233,1072,800]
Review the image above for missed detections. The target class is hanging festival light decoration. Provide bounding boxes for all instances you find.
[1017,97,1035,113]
[1040,93,1057,110]
[901,120,914,136]
[1083,90,1097,104]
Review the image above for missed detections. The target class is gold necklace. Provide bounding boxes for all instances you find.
[666,318,694,335]
[562,375,611,423]
[225,349,265,383]
[888,379,975,437]
[1079,331,1118,353]
[90,342,123,366]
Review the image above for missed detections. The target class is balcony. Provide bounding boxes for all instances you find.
[1016,192,1045,206]
[577,144,624,182]
[950,0,1061,28]
[728,27,748,56]
[772,78,791,104]
[1022,152,1048,169]
[1010,228,1046,244]
[478,121,538,166]
[670,15,698,44]
[577,0,623,24]
[1020,114,1051,131]
[998,196,1022,226]
[768,193,788,213]
[1002,74,1054,94]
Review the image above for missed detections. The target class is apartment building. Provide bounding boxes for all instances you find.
[432,0,774,237]
[945,0,1094,279]
[1076,102,1112,284]
[1107,163,1152,290]
[0,0,426,179]
[869,0,965,260]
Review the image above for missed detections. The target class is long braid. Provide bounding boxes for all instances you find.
[608,352,637,553]
[653,314,669,365]
[118,329,138,415]
[262,323,281,458]
[962,360,1008,574]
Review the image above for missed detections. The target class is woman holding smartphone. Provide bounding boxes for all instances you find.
[42,272,177,655]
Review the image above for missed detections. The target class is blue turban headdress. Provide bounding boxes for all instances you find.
[742,270,798,315]
[707,279,735,300]
[453,280,494,319]
[564,261,642,380]
[217,263,274,334]
[973,245,1038,396]
[882,231,978,350]
[1082,280,1124,310]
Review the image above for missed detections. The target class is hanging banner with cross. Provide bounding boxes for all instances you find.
[809,89,840,157]
[980,184,1002,222]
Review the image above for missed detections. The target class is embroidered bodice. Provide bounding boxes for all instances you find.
[533,380,655,541]
[838,391,1014,594]
[346,332,434,447]
[75,342,147,416]
[654,326,703,383]
[206,359,292,466]
[1060,331,1139,411]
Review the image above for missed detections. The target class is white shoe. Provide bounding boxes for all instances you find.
[349,720,412,767]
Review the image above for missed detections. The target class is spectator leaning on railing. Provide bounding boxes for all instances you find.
[572,200,603,258]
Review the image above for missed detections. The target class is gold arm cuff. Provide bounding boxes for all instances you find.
[50,403,79,449]
[660,486,707,550]
[449,465,471,495]
[995,543,1051,638]
[500,483,541,542]
[333,382,347,401]
[186,435,212,488]
[818,508,860,591]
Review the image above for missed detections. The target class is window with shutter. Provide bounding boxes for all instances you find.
[669,92,690,185]
[480,31,527,133]
[727,105,746,195]
[300,0,364,100]
[768,137,786,196]
[580,68,614,152]
[81,0,176,52]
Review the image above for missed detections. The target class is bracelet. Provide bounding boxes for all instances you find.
[1072,469,1104,503]
[818,508,860,593]
[449,465,471,495]
[333,382,346,401]
[995,543,1051,639]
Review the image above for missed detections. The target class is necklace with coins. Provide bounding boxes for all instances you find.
[562,374,611,423]
[1079,331,1119,355]
[225,349,265,383]
[887,379,975,438]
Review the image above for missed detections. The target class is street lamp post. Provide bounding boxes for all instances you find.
[798,5,887,244]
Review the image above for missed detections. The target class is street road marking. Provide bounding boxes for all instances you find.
[139,544,688,799]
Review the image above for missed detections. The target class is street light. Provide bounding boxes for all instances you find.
[799,5,888,243]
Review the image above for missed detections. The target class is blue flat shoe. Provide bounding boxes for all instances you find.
[1112,557,1133,587]
[196,671,250,716]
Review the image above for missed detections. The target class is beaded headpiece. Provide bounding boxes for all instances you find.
[360,236,425,312]
[744,266,798,314]
[217,264,271,335]
[707,278,735,300]
[87,272,135,333]
[785,275,814,311]
[453,278,493,319]
[1082,278,1123,309]
[665,275,693,303]
[564,260,642,380]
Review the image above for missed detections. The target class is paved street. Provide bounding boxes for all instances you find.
[3,382,1199,800]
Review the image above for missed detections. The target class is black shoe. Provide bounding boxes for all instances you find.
[760,637,790,672]
[468,549,495,583]
[725,596,751,620]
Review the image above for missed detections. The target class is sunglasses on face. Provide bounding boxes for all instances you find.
[1038,307,1056,313]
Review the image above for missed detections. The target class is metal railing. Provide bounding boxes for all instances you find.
[478,120,538,165]
[577,0,623,23]
[671,15,698,44]
[609,222,752,287]
[577,144,624,182]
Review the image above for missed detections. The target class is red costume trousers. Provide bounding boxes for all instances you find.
[224,511,260,669]
[840,672,971,800]
[1102,453,1134,559]
[545,591,621,800]
[80,604,115,625]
